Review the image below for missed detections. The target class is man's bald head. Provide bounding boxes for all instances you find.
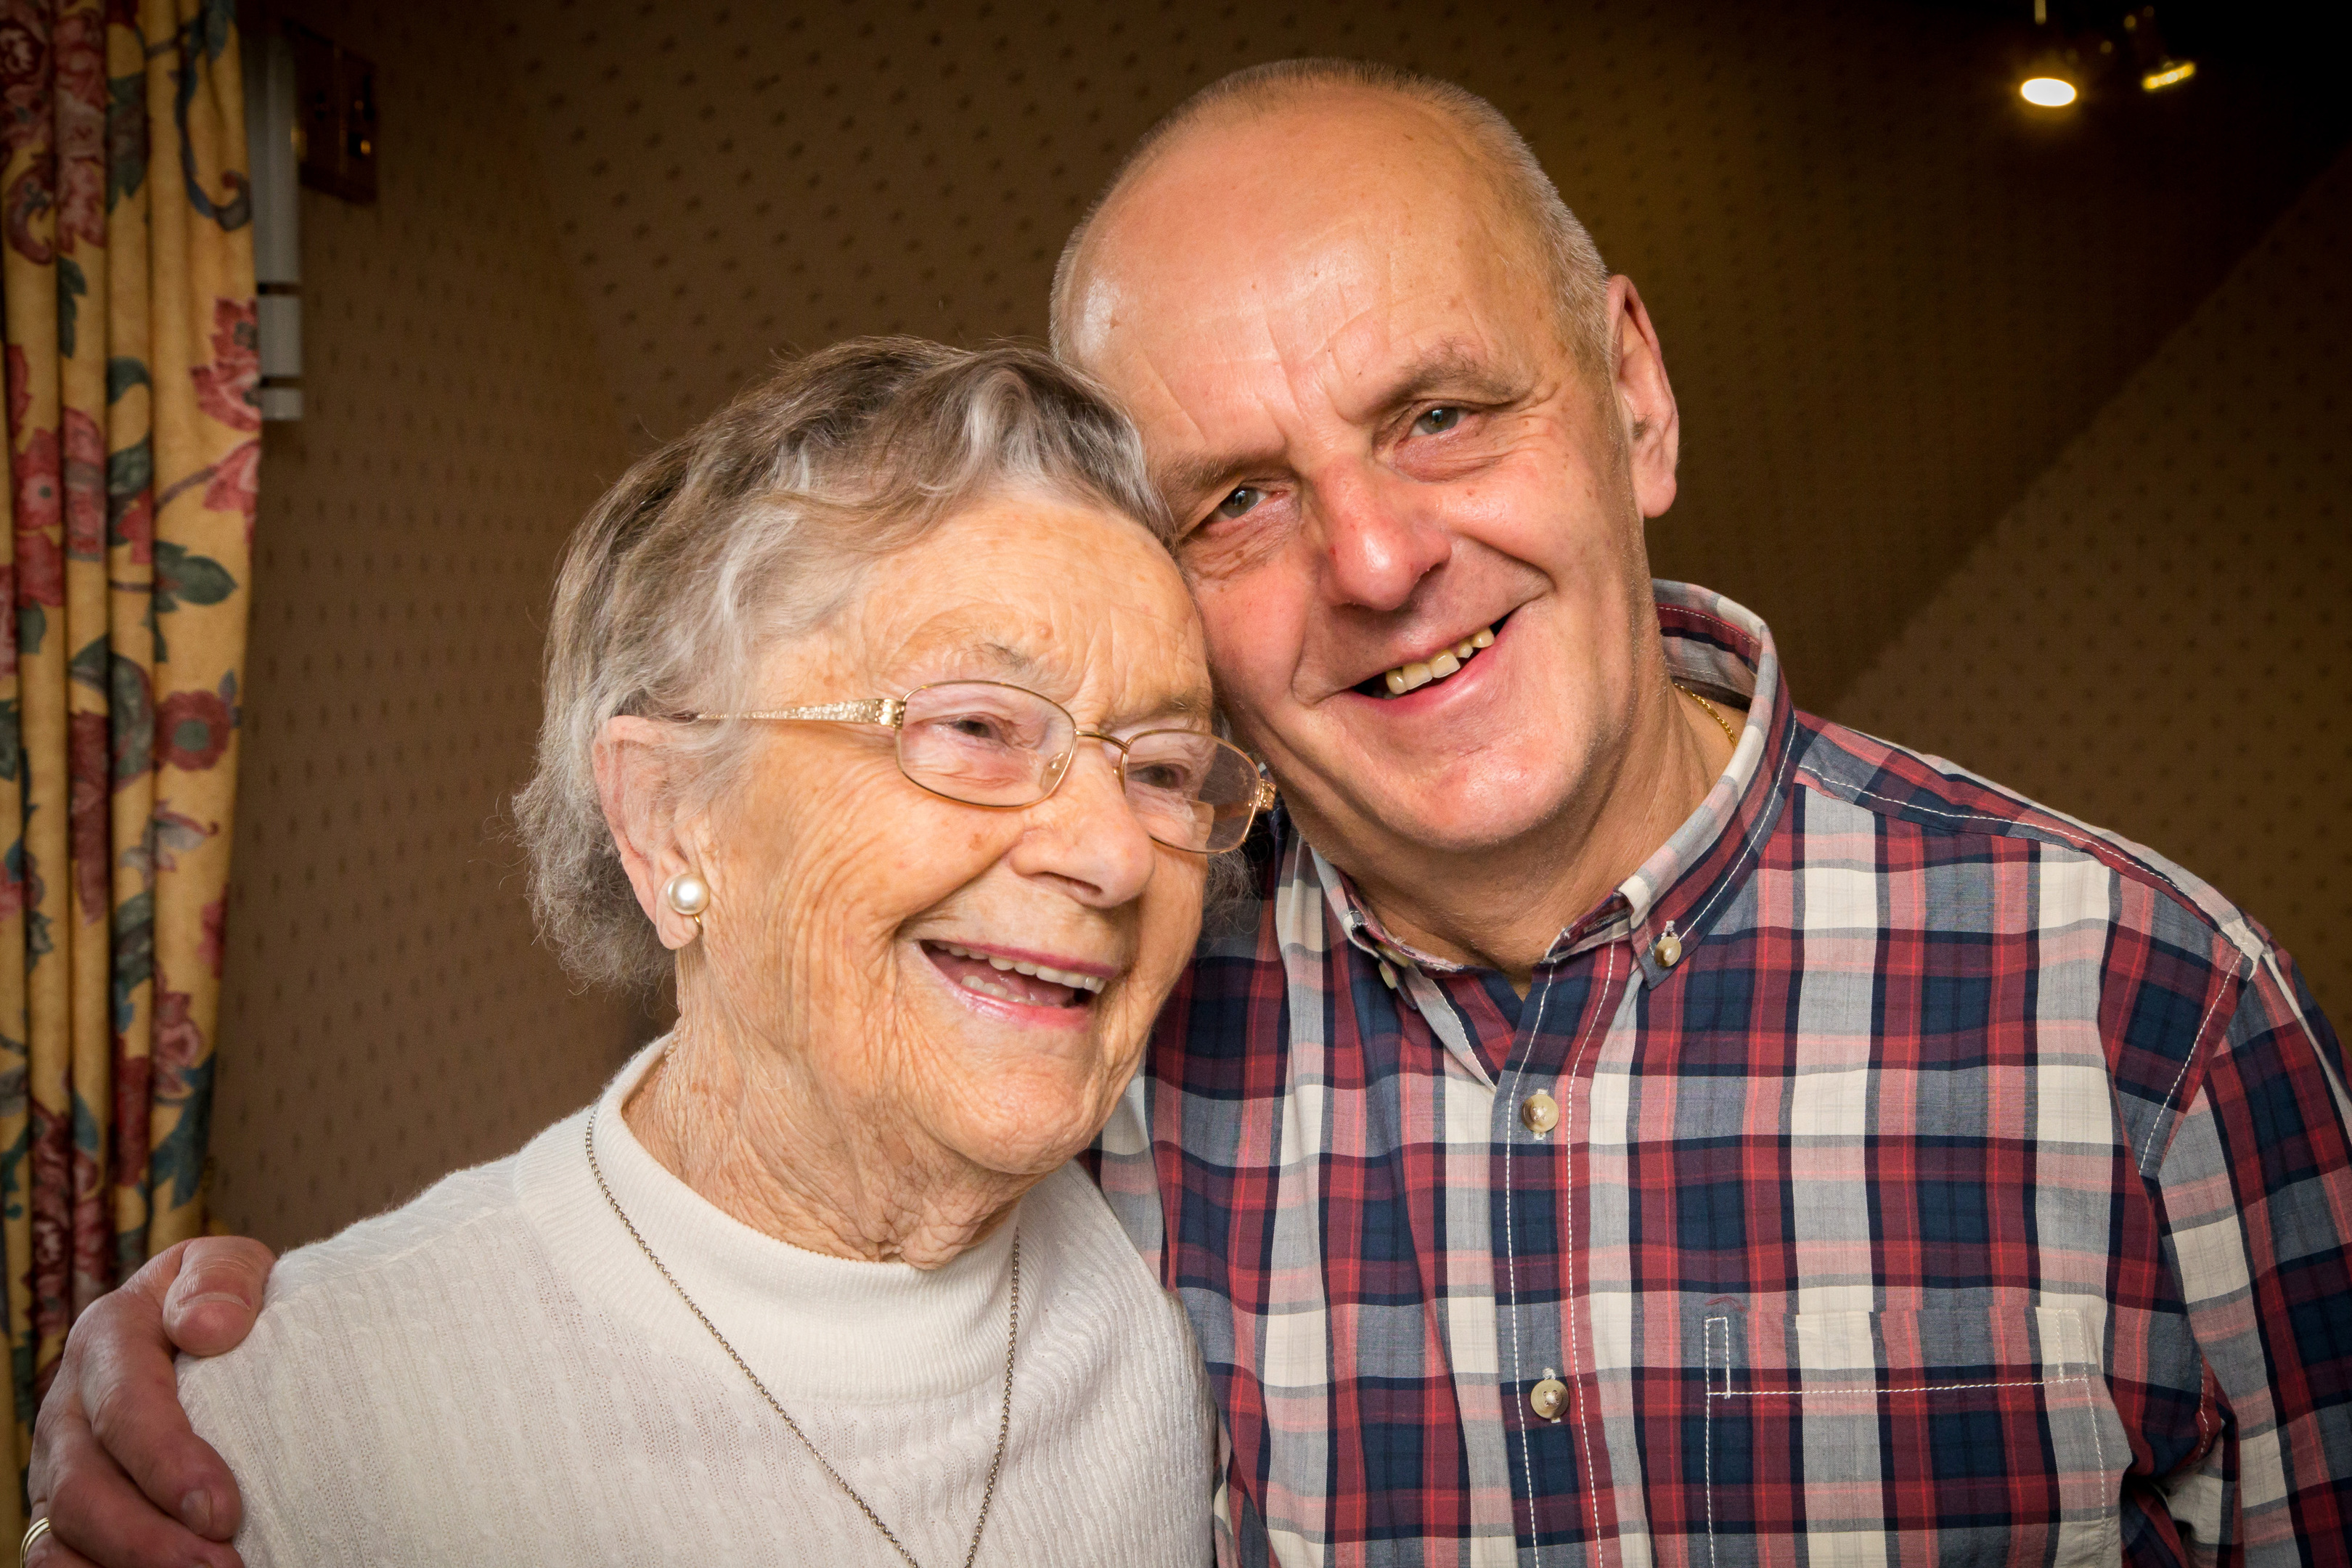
[1050,59,1613,380]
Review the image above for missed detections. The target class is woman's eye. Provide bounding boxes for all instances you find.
[1127,761,1199,794]
[1214,486,1265,521]
[1413,406,1463,436]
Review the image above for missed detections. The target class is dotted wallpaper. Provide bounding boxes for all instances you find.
[212,0,643,1248]
[491,0,2345,703]
[1835,150,2350,1016]
[208,0,2349,1248]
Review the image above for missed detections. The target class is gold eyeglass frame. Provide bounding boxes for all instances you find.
[682,679,1277,855]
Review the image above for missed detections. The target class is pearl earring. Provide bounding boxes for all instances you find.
[661,870,710,934]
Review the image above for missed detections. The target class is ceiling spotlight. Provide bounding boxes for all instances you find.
[2019,1,2080,108]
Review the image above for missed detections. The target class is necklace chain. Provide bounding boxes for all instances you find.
[585,1115,1018,1568]
[1673,680,1741,751]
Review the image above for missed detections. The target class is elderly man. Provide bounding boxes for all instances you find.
[33,60,2352,1568]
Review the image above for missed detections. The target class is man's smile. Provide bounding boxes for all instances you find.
[1348,612,1512,698]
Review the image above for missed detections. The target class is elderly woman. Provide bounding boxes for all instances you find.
[144,339,1267,1563]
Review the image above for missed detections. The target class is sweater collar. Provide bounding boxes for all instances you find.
[519,1037,1020,1400]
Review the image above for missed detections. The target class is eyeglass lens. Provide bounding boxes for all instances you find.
[895,682,1261,853]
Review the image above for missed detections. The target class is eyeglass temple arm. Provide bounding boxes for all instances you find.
[689,699,906,725]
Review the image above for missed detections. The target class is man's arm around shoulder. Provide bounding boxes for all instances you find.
[27,1236,273,1568]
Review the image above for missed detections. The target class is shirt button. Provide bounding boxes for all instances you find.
[1530,1375,1568,1421]
[1519,1090,1560,1135]
[1652,927,1684,968]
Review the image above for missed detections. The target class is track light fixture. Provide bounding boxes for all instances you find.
[2123,7,2197,91]
[2014,2,2196,109]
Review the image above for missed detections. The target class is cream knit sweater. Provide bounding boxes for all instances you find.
[178,1042,1214,1565]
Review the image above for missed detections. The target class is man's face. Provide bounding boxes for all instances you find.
[1064,94,1678,875]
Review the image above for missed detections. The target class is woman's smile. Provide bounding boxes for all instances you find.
[919,936,1117,1024]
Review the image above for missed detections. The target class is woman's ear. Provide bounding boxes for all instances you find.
[594,716,708,951]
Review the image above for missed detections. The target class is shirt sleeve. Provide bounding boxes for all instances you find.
[2153,944,2352,1564]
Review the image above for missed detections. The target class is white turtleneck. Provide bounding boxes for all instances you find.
[177,1041,1214,1565]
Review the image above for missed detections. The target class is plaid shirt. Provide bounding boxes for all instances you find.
[1095,583,2352,1567]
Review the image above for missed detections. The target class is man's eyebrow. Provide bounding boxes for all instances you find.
[1368,342,1529,415]
[1153,449,1278,510]
[1151,342,1530,507]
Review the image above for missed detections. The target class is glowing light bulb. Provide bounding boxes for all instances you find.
[2020,75,2079,107]
[2141,60,2196,91]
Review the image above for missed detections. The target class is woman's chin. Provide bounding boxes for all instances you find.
[950,1096,1111,1178]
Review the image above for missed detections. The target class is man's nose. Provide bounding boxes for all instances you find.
[1313,465,1451,612]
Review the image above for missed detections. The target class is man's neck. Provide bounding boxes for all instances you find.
[1320,681,1740,989]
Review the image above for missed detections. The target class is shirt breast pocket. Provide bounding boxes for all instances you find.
[1699,1305,2123,1568]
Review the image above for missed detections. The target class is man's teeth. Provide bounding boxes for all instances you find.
[1381,625,1495,695]
[932,942,1107,994]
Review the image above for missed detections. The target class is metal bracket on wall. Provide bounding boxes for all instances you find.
[243,19,301,421]
[287,21,377,204]
[242,17,377,423]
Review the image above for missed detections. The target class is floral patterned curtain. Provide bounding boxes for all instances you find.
[0,0,255,1520]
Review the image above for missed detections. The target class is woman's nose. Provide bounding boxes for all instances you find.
[1010,739,1156,907]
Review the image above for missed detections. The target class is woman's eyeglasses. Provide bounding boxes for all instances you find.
[681,680,1275,854]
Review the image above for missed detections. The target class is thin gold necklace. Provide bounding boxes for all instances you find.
[585,1115,1018,1568]
[1673,680,1741,751]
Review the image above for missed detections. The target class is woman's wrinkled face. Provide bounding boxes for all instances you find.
[685,494,1211,1177]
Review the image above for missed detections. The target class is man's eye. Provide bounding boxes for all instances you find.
[1214,486,1265,520]
[1413,406,1463,436]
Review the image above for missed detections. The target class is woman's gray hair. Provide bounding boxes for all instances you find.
[515,338,1175,989]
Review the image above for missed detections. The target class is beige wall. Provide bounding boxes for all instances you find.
[206,4,2348,1248]
[211,0,644,1249]
[490,0,2342,706]
[1833,151,2351,1016]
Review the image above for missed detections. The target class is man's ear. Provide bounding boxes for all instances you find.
[593,716,708,952]
[1606,274,1681,520]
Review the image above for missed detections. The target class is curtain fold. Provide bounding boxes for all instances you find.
[0,0,254,1518]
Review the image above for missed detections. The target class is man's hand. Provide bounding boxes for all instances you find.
[26,1236,275,1568]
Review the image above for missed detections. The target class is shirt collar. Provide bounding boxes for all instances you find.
[1310,581,1799,990]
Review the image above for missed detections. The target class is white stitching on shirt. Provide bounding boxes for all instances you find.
[1501,971,1554,1568]
[1796,769,2250,1176]
[1561,945,1616,1551]
[1718,1377,2066,1397]
[1678,737,1789,943]
[1498,942,1614,1564]
[2137,980,2234,1175]
[2073,1312,2113,1556]
[1796,773,2211,934]
[1704,1315,1726,1568]
[1702,1312,2110,1564]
